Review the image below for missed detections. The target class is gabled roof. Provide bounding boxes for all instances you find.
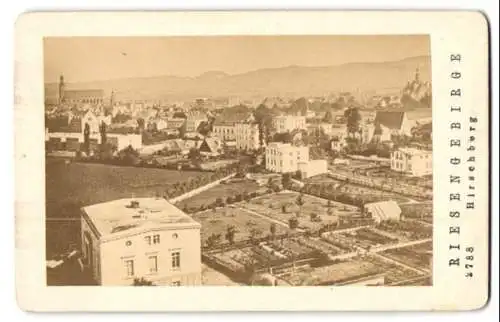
[374,111,406,130]
[213,111,254,126]
[200,137,222,153]
[364,201,401,221]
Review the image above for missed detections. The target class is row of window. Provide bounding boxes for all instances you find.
[145,234,161,245]
[124,251,181,277]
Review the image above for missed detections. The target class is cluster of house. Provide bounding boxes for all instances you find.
[328,110,432,177]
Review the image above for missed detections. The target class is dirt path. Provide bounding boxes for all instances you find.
[237,206,305,233]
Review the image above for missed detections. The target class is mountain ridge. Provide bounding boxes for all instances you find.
[45,55,431,101]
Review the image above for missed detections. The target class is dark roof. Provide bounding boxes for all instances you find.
[213,111,253,126]
[64,89,104,99]
[46,115,82,133]
[374,111,406,130]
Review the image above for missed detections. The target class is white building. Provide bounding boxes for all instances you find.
[235,122,260,151]
[80,198,202,286]
[266,142,309,174]
[391,147,432,176]
[364,201,402,224]
[330,136,347,152]
[273,115,306,133]
[297,159,328,179]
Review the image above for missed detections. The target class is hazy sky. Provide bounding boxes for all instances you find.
[44,35,430,83]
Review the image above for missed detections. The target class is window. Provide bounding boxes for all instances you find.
[153,234,160,244]
[171,281,181,286]
[171,251,181,269]
[148,256,158,273]
[144,236,151,245]
[125,260,134,277]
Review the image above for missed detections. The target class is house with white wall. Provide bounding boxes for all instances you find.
[80,198,202,286]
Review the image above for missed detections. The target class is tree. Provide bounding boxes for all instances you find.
[206,233,222,248]
[178,121,187,138]
[282,173,292,189]
[99,142,117,160]
[118,145,140,165]
[188,147,201,162]
[295,194,305,215]
[323,111,335,123]
[136,118,146,132]
[133,277,154,286]
[270,223,277,240]
[197,121,212,136]
[288,217,299,229]
[83,123,90,154]
[344,107,362,139]
[225,225,237,245]
[99,121,107,145]
[327,200,333,215]
[249,228,263,244]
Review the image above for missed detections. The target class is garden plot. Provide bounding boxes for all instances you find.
[322,227,399,252]
[376,220,432,241]
[381,241,432,271]
[240,191,358,231]
[365,255,424,285]
[192,207,290,246]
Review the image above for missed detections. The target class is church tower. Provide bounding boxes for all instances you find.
[58,75,65,104]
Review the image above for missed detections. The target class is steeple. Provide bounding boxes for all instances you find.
[58,75,65,104]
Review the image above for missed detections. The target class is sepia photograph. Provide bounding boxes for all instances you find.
[43,35,434,287]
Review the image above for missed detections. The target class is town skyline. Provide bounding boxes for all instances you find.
[44,35,430,83]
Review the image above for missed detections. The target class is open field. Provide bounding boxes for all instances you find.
[239,191,359,231]
[45,158,206,257]
[192,207,290,245]
[176,179,263,210]
[381,241,432,271]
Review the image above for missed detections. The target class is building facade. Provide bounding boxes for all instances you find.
[212,124,236,141]
[273,115,307,133]
[265,142,309,173]
[391,147,432,176]
[80,198,202,286]
[58,75,105,105]
[235,122,260,151]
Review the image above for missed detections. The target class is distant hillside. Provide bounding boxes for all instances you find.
[45,55,431,102]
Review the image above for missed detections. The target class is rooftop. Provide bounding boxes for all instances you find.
[82,198,200,238]
[398,147,432,155]
[374,111,406,130]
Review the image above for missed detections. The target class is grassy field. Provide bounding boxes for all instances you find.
[45,158,206,257]
[192,207,290,246]
[381,241,433,271]
[240,191,359,231]
[176,179,263,210]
